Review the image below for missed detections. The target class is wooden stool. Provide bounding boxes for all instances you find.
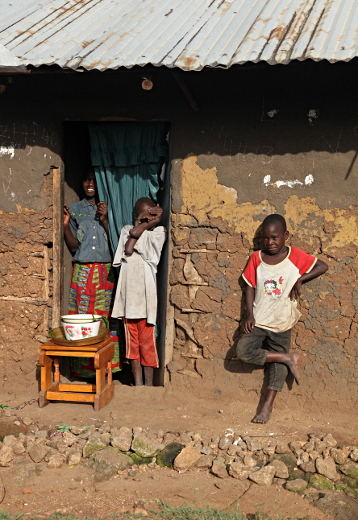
[38,337,114,411]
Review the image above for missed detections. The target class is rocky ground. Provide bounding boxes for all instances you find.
[0,382,358,519]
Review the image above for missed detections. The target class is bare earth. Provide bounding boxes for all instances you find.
[2,379,358,519]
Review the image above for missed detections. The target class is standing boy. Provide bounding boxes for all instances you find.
[237,214,328,423]
[112,197,166,386]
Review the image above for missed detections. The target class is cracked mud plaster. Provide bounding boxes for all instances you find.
[180,155,275,237]
[180,155,358,254]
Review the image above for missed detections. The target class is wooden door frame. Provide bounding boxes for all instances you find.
[51,165,64,328]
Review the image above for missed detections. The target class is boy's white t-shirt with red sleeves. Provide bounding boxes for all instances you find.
[242,247,317,333]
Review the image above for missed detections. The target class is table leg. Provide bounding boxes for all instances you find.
[54,357,61,383]
[107,361,112,385]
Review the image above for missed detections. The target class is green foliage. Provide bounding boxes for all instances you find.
[56,424,72,433]
[0,404,11,409]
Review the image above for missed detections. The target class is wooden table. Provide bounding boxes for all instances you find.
[38,337,114,411]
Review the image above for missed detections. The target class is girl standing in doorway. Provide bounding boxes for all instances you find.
[63,168,122,378]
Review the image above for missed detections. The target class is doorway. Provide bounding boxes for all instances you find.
[63,121,171,386]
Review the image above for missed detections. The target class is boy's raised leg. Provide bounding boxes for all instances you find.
[265,352,301,385]
[252,389,277,424]
[131,360,143,385]
[144,366,154,386]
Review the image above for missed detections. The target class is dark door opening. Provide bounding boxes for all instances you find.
[63,121,171,386]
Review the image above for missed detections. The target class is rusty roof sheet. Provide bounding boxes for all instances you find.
[0,0,357,71]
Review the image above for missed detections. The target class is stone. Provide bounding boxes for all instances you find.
[331,448,348,465]
[322,433,337,447]
[309,474,334,490]
[110,427,133,452]
[35,430,48,439]
[28,445,50,464]
[349,448,358,462]
[229,462,253,480]
[315,441,328,454]
[340,462,358,479]
[70,426,83,435]
[275,443,291,454]
[309,450,320,460]
[62,432,77,446]
[131,433,164,458]
[211,461,229,479]
[243,454,257,467]
[285,479,307,492]
[3,435,17,446]
[90,447,132,482]
[314,490,358,520]
[83,434,107,458]
[22,487,32,494]
[156,442,184,467]
[196,455,214,469]
[300,460,316,473]
[315,457,337,480]
[289,441,303,453]
[244,438,262,452]
[22,417,33,426]
[248,465,275,486]
[12,442,26,455]
[173,446,201,473]
[68,451,82,465]
[47,454,65,469]
[218,436,232,450]
[12,461,42,486]
[270,459,289,479]
[201,446,212,456]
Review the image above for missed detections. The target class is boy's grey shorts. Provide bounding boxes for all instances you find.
[236,326,292,392]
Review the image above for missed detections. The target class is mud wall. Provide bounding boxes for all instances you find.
[0,62,357,411]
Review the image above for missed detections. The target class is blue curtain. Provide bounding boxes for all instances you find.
[88,123,168,253]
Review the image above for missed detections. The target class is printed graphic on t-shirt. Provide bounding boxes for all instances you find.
[263,276,284,298]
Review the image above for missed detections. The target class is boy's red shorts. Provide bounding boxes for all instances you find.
[123,318,159,368]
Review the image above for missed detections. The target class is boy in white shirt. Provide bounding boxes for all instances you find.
[112,198,166,386]
[237,214,328,423]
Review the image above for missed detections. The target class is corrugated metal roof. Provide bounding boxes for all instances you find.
[0,43,27,73]
[0,0,357,72]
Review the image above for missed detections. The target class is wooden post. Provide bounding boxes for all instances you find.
[52,167,63,328]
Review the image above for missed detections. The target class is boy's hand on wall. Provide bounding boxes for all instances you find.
[243,316,255,334]
[289,280,302,301]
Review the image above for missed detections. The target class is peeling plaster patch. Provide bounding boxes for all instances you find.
[264,175,314,188]
[0,146,15,159]
[308,109,319,125]
[284,195,358,250]
[267,109,278,118]
[305,174,314,185]
[180,155,275,236]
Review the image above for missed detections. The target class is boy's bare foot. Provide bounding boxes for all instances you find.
[252,403,272,424]
[286,353,300,385]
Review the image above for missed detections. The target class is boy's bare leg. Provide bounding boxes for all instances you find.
[131,360,143,386]
[252,389,277,424]
[265,352,301,385]
[144,366,154,386]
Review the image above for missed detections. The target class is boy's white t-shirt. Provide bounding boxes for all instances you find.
[112,225,166,325]
[242,247,317,332]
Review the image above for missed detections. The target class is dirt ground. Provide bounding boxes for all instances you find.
[2,379,358,520]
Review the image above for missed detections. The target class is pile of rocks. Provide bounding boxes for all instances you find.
[0,413,358,500]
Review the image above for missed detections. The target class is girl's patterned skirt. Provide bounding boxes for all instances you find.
[68,262,124,378]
